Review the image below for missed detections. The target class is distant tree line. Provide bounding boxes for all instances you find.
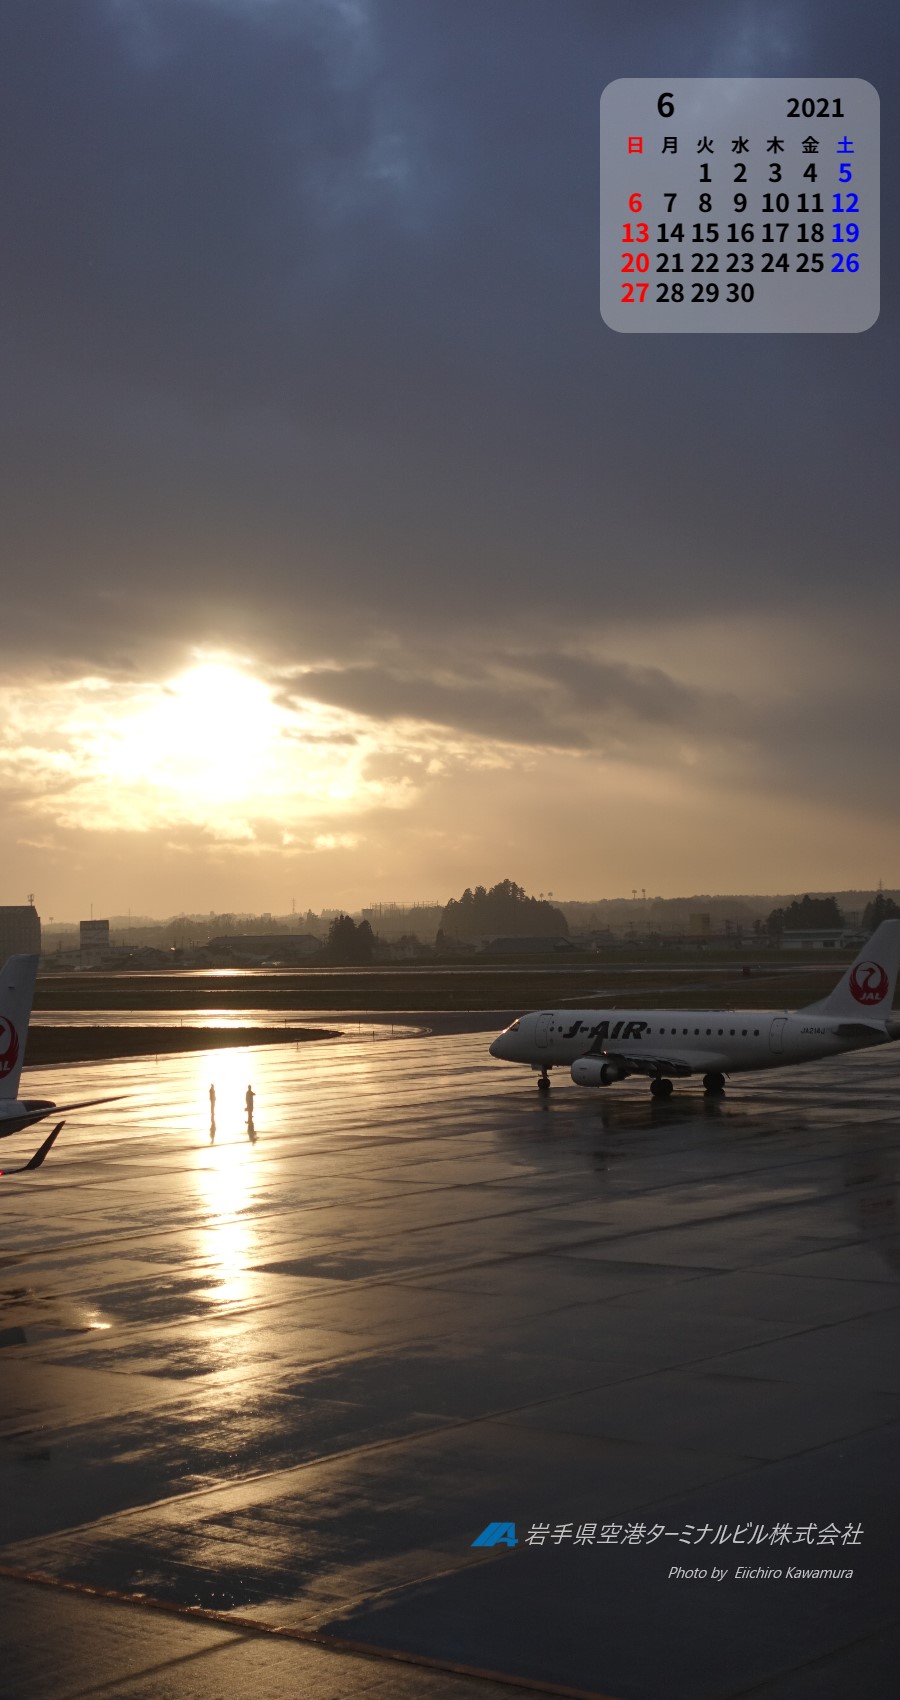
[765,891,900,937]
[324,914,376,964]
[862,891,900,930]
[438,879,568,940]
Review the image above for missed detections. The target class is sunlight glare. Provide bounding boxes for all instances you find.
[101,663,281,805]
[192,1047,260,1310]
[3,653,446,839]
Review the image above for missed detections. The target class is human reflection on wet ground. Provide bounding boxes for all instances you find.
[1,1032,900,1698]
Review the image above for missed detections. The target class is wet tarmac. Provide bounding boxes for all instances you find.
[2,1031,899,1698]
[32,1010,424,1031]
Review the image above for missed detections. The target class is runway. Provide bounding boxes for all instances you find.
[2,1029,900,1698]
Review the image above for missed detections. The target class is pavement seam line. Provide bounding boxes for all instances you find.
[0,1563,624,1700]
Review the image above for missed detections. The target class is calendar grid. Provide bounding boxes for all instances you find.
[600,79,879,333]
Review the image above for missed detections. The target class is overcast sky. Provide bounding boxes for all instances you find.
[2,0,898,917]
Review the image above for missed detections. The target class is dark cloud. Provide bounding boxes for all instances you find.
[1,0,898,673]
[286,649,743,752]
[2,0,900,907]
[287,662,592,748]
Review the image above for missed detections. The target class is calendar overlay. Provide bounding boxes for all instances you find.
[600,79,879,333]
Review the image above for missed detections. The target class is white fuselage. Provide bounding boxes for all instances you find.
[489,1006,897,1080]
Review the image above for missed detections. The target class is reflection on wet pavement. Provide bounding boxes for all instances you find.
[2,1034,900,1698]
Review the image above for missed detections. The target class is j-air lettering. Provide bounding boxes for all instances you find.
[562,1018,649,1042]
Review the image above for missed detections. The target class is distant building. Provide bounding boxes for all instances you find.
[371,935,433,962]
[482,936,575,955]
[79,918,110,965]
[0,904,41,958]
[80,919,110,950]
[782,928,866,951]
[689,913,711,935]
[206,933,321,964]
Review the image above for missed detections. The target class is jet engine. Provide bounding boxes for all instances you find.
[570,1057,628,1087]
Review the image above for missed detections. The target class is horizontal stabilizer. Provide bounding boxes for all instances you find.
[55,1094,125,1115]
[0,1121,64,1176]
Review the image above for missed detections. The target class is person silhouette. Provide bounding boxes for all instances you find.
[245,1083,256,1142]
[208,1083,216,1141]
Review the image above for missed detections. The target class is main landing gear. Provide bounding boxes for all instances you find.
[649,1077,674,1099]
[537,1069,551,1092]
[703,1071,726,1095]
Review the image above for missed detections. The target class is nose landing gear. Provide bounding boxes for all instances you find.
[537,1069,551,1092]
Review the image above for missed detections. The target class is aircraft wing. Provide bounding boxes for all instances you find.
[0,1094,126,1139]
[0,1122,64,1175]
[603,1049,694,1079]
[53,1094,126,1115]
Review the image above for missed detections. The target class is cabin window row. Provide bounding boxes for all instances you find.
[657,1027,760,1037]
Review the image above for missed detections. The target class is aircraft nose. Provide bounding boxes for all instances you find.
[489,1038,501,1057]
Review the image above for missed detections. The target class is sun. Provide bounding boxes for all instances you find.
[25,653,425,835]
[99,661,285,807]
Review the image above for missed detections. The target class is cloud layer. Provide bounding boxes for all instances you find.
[2,0,898,910]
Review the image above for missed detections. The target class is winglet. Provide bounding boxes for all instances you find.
[0,1121,64,1176]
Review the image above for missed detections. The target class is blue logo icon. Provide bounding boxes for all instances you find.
[472,1521,517,1548]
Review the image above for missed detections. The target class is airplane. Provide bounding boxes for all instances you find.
[0,1122,65,1175]
[0,953,119,1171]
[489,919,900,1098]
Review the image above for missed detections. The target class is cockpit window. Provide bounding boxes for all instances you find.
[507,1019,520,1031]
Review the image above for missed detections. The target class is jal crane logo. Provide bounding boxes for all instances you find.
[0,1017,19,1078]
[848,960,889,1006]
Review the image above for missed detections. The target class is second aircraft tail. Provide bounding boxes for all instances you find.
[0,955,39,1101]
[800,919,900,1020]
